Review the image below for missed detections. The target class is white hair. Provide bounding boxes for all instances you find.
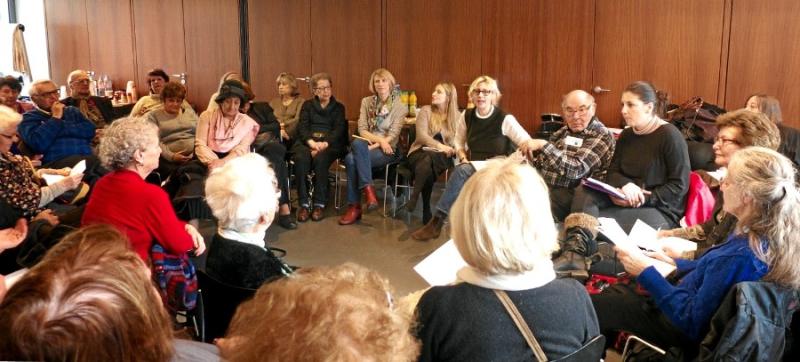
[205,153,280,231]
[0,105,22,131]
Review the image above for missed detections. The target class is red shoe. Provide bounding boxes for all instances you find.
[338,204,362,225]
[364,185,379,211]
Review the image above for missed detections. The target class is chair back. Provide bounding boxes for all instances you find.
[552,334,605,362]
[196,269,257,343]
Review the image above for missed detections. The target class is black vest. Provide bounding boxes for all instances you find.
[465,107,514,161]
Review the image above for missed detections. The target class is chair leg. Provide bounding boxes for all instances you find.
[621,335,666,361]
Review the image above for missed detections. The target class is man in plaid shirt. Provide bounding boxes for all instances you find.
[523,90,615,221]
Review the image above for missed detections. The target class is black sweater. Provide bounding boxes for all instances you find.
[297,96,348,151]
[606,124,690,224]
[205,233,286,290]
[415,278,600,361]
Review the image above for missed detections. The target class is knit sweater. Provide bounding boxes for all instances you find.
[269,97,304,139]
[81,169,194,261]
[407,105,456,155]
[357,95,408,147]
[297,96,348,150]
[416,279,600,361]
[130,94,195,118]
[146,108,197,160]
[19,107,95,164]
[638,233,768,341]
[205,233,287,290]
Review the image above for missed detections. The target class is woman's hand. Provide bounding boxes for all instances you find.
[644,248,677,266]
[37,168,71,178]
[609,195,631,207]
[620,183,646,207]
[0,218,27,253]
[280,129,290,141]
[317,141,329,152]
[172,152,192,163]
[208,159,226,170]
[657,229,675,238]
[439,144,455,157]
[185,224,206,255]
[379,140,394,155]
[33,209,59,226]
[615,246,655,277]
[58,173,84,191]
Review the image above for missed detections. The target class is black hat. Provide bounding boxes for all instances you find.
[215,80,246,104]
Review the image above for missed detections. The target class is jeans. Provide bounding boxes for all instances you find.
[434,162,476,215]
[343,139,399,204]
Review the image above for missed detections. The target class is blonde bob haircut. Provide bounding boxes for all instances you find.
[275,72,300,97]
[368,68,397,94]
[205,153,280,232]
[450,157,558,275]
[0,105,22,131]
[467,75,502,105]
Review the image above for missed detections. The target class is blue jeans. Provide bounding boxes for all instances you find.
[343,139,400,204]
[434,162,476,215]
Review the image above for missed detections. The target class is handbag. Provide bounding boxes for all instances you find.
[667,97,725,143]
[494,289,548,362]
[150,243,198,313]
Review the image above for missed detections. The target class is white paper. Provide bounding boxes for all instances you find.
[629,219,661,251]
[413,239,467,286]
[469,160,488,172]
[41,160,86,185]
[599,218,677,277]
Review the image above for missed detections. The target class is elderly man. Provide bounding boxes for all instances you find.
[19,80,96,166]
[0,76,33,114]
[61,70,120,128]
[525,90,616,221]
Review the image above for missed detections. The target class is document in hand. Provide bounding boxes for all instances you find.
[582,177,627,200]
[597,218,676,277]
[41,160,87,185]
[414,239,467,286]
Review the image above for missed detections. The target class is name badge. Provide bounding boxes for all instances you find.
[565,136,583,148]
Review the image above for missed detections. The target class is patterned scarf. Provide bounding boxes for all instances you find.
[76,97,107,128]
[0,153,43,217]
[368,89,400,131]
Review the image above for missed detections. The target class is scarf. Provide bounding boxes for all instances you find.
[0,153,43,217]
[74,96,106,127]
[456,262,556,291]
[208,109,257,153]
[632,115,668,135]
[368,89,400,131]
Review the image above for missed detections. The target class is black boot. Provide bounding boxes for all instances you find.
[553,213,599,280]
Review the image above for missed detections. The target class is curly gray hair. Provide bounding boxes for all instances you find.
[98,117,158,170]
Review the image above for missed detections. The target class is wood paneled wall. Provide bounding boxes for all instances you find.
[43,0,800,130]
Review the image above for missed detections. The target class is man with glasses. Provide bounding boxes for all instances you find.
[19,79,96,168]
[524,89,616,221]
[62,69,121,128]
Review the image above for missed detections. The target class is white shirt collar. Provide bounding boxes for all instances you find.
[456,261,556,291]
[217,227,267,249]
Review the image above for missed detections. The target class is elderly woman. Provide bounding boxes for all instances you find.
[593,147,800,350]
[745,94,800,165]
[292,72,348,222]
[81,117,205,262]
[405,83,459,224]
[207,71,245,112]
[0,225,219,360]
[0,105,83,226]
[658,110,780,258]
[130,68,195,117]
[221,263,419,361]
[269,72,305,145]
[145,81,196,181]
[0,76,33,114]
[205,153,292,289]
[415,158,600,361]
[339,68,408,225]
[411,75,534,240]
[195,79,258,171]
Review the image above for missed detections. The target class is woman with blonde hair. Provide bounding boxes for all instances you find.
[404,82,459,224]
[339,68,408,225]
[415,157,600,361]
[593,147,800,350]
[269,72,305,145]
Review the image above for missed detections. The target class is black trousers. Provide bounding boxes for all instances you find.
[254,141,290,206]
[571,185,677,232]
[407,149,451,215]
[291,143,345,207]
[550,187,575,222]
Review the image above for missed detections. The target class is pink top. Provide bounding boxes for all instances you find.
[195,109,258,164]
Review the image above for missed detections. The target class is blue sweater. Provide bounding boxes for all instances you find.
[637,234,768,341]
[19,106,95,164]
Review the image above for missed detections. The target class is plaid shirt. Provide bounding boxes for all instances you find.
[532,118,615,188]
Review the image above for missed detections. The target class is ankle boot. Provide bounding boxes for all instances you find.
[363,185,379,211]
[411,212,445,241]
[553,213,599,278]
[338,204,362,225]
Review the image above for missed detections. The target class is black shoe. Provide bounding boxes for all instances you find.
[553,213,599,279]
[277,214,298,230]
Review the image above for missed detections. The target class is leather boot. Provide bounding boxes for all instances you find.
[553,213,599,280]
[411,212,445,241]
[338,204,362,225]
[363,185,379,211]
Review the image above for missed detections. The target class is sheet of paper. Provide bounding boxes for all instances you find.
[413,239,467,286]
[41,174,64,185]
[598,217,638,251]
[470,160,488,172]
[659,236,698,255]
[41,159,86,185]
[629,219,660,251]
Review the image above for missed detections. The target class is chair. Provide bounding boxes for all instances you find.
[196,269,257,343]
[386,162,412,217]
[553,334,605,362]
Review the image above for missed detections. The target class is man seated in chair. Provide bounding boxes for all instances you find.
[61,70,123,129]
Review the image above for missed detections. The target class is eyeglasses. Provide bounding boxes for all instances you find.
[714,136,740,146]
[70,79,90,85]
[471,89,493,96]
[36,89,60,98]
[563,104,593,116]
[314,86,331,92]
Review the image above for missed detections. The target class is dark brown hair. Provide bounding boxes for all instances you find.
[624,81,669,118]
[160,81,187,101]
[716,109,780,150]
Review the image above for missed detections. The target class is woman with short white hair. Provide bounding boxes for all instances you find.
[204,153,291,289]
[415,157,600,361]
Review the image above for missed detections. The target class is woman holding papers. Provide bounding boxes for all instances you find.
[592,147,800,351]
[339,68,407,225]
[659,110,780,258]
[415,158,600,361]
[404,83,459,224]
[0,105,84,225]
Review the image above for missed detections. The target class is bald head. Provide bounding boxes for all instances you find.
[562,90,594,108]
[561,89,596,133]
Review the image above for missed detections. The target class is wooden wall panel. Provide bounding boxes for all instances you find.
[183,0,241,111]
[593,0,726,127]
[44,0,90,89]
[85,0,136,94]
[311,0,382,120]
[726,0,800,128]
[248,0,312,102]
[386,0,481,110]
[131,0,186,98]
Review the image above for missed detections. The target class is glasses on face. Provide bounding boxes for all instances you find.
[714,136,740,146]
[36,89,60,98]
[563,104,593,116]
[471,89,493,97]
[70,79,90,85]
[314,86,332,93]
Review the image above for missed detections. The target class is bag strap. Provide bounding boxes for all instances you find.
[494,289,548,362]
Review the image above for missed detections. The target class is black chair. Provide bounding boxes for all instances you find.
[553,334,605,362]
[196,269,257,343]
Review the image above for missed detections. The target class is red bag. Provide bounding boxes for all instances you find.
[684,171,715,226]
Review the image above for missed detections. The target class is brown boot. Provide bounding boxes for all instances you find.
[411,213,445,241]
[338,204,362,225]
[297,207,310,222]
[363,185,379,211]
